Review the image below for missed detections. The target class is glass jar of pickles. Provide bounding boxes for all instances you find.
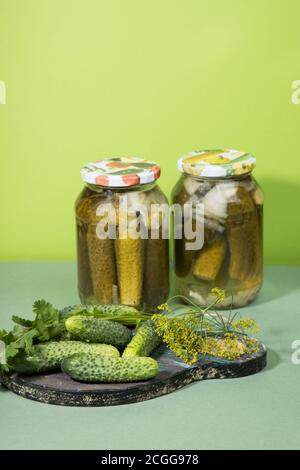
[172,149,263,308]
[76,157,169,311]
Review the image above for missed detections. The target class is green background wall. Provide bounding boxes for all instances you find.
[0,0,299,264]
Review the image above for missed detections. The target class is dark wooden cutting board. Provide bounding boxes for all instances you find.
[0,343,267,407]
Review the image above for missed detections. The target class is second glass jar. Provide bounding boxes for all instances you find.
[172,149,263,308]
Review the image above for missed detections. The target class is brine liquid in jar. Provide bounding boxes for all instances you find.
[172,149,263,308]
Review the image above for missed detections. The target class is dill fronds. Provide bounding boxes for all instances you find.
[152,288,261,365]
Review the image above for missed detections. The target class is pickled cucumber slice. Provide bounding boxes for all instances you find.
[143,232,169,311]
[115,227,144,307]
[192,235,226,281]
[174,214,198,278]
[76,220,93,301]
[227,187,257,281]
[87,224,117,304]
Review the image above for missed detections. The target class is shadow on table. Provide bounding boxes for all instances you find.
[0,384,8,393]
[252,178,300,305]
[252,266,299,307]
[264,348,280,371]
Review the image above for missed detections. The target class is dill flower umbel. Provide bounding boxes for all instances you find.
[211,288,226,303]
[231,318,260,334]
[157,303,171,312]
[152,288,261,365]
[152,314,204,364]
[199,334,260,360]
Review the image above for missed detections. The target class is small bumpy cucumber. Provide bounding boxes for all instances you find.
[96,304,140,316]
[60,304,139,319]
[62,353,159,383]
[122,320,161,357]
[10,341,119,374]
[65,316,132,349]
[60,304,150,326]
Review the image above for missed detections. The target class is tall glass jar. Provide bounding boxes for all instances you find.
[172,149,263,308]
[76,157,169,312]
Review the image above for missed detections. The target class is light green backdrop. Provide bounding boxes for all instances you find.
[0,0,299,264]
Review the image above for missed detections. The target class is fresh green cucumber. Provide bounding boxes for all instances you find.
[96,304,140,316]
[60,304,151,326]
[62,353,159,383]
[10,340,119,374]
[65,316,132,348]
[122,320,161,357]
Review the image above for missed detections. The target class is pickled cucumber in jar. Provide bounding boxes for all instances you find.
[76,157,169,311]
[172,149,263,308]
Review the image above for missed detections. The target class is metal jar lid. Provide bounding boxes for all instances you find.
[178,149,256,178]
[81,157,161,187]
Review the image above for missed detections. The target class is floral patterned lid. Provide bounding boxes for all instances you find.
[81,157,161,187]
[178,149,256,177]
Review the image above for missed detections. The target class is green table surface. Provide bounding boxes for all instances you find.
[0,262,299,450]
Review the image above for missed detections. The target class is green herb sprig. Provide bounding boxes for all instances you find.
[0,300,65,372]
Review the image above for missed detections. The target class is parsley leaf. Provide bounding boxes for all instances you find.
[33,300,61,340]
[0,300,65,373]
[12,316,33,327]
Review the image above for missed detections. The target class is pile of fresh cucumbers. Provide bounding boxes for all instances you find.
[8,304,161,383]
